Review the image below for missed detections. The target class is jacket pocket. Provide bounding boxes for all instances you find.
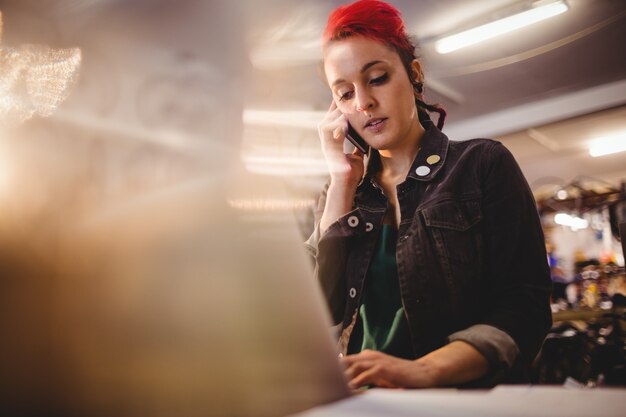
[420,198,483,311]
[421,198,482,264]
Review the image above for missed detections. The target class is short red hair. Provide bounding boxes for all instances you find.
[323,0,413,59]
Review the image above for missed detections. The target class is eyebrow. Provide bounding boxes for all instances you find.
[331,60,385,88]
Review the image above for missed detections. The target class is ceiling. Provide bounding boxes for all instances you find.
[0,0,625,207]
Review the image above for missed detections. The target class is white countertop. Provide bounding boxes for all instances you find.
[292,385,626,417]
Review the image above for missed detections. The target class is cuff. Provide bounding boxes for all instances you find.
[448,324,519,370]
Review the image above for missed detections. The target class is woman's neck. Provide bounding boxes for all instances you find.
[378,120,425,180]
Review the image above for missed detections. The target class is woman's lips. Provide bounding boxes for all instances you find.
[365,117,387,132]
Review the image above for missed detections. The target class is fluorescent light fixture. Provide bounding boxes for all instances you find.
[435,0,569,54]
[248,8,324,69]
[589,133,626,157]
[554,212,588,231]
[241,154,328,176]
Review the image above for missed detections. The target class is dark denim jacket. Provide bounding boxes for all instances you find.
[305,125,552,384]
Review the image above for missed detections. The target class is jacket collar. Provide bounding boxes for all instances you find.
[364,124,450,186]
[406,124,449,182]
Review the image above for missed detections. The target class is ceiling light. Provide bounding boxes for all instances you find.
[248,8,323,69]
[435,1,569,54]
[228,198,315,211]
[589,133,626,157]
[554,212,588,231]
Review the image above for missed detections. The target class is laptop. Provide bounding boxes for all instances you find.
[43,169,351,417]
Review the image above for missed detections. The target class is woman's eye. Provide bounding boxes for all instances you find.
[339,91,354,101]
[370,73,389,85]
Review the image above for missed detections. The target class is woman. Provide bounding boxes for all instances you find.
[305,0,552,389]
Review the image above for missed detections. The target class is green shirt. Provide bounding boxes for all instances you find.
[347,224,414,359]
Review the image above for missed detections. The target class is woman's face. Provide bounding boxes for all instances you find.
[323,36,421,151]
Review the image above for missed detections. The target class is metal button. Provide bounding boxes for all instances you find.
[349,287,357,298]
[426,155,441,165]
[347,216,359,227]
[365,222,374,232]
[415,165,431,176]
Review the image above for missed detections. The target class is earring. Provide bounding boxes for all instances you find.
[413,81,423,94]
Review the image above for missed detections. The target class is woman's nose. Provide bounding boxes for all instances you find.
[355,90,375,113]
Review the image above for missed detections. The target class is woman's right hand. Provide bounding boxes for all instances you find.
[317,101,365,189]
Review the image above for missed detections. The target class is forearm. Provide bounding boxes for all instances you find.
[319,180,357,235]
[416,340,489,387]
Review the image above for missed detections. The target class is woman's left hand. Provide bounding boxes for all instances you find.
[341,349,438,389]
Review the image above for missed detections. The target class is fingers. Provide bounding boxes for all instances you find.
[342,351,387,389]
[319,111,345,137]
[333,125,347,141]
[344,360,374,380]
[345,360,375,389]
[349,364,385,389]
[318,100,349,150]
[351,147,365,158]
[341,350,412,389]
[318,101,365,182]
[321,100,345,129]
[347,362,399,389]
[340,349,380,366]
[322,100,342,123]
[318,113,348,159]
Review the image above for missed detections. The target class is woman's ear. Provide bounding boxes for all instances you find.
[410,59,423,85]
[410,59,424,96]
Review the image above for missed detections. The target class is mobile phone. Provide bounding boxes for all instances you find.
[346,123,370,153]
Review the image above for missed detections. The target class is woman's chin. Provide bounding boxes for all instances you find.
[369,139,395,152]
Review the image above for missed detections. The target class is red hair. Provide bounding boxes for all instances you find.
[322,0,446,129]
[323,0,413,59]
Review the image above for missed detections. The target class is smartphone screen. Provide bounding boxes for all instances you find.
[346,123,369,154]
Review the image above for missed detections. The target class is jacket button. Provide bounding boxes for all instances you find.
[349,288,357,298]
[347,216,359,228]
[415,298,421,304]
[415,166,431,176]
[426,155,441,165]
[365,222,374,232]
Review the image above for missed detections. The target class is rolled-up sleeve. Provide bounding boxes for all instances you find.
[448,324,520,370]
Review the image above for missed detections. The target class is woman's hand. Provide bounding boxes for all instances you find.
[341,350,439,389]
[341,341,489,389]
[317,101,365,188]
